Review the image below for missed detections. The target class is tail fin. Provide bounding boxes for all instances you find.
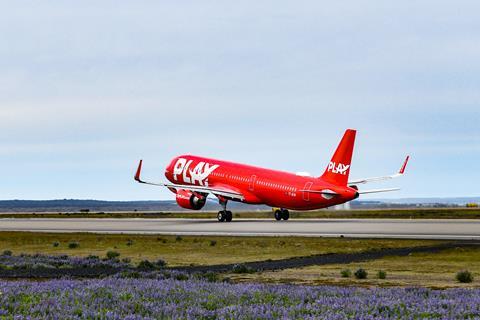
[320,129,356,186]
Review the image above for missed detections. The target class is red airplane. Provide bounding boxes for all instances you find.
[135,129,409,222]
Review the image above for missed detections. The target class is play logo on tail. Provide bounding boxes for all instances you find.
[327,162,350,175]
[321,129,356,185]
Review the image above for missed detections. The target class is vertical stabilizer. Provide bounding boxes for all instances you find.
[320,129,356,185]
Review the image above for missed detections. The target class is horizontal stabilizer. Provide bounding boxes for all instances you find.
[358,188,400,194]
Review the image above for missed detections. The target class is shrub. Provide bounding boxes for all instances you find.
[340,269,352,278]
[222,277,232,284]
[155,259,166,268]
[377,270,387,279]
[456,270,474,283]
[210,240,217,247]
[232,263,255,274]
[176,236,183,242]
[52,242,60,248]
[68,242,79,249]
[174,273,189,281]
[2,250,12,256]
[197,272,218,282]
[120,270,140,279]
[86,255,99,260]
[126,239,134,246]
[121,258,131,264]
[354,268,368,279]
[106,251,120,260]
[137,260,155,269]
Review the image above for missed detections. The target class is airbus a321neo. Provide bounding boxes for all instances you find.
[134,129,409,222]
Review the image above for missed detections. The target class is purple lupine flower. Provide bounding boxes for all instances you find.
[0,277,478,319]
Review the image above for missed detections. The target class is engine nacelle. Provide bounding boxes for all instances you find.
[175,189,206,210]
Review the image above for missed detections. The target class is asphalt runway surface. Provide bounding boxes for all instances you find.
[0,218,479,240]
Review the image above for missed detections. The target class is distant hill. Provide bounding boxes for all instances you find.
[0,199,269,213]
[0,197,475,213]
[373,197,480,205]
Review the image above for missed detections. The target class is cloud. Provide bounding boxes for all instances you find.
[0,1,479,199]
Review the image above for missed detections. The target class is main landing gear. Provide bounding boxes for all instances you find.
[274,209,290,221]
[217,198,233,222]
[217,210,233,222]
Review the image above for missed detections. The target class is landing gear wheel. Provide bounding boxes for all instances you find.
[274,210,282,221]
[281,209,290,221]
[217,210,232,222]
[217,211,226,222]
[225,211,233,222]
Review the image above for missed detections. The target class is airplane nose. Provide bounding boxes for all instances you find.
[164,168,171,180]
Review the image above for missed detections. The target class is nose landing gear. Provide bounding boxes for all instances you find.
[274,209,290,221]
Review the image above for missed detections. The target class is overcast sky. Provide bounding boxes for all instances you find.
[1,1,479,200]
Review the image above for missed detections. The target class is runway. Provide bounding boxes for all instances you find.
[0,218,479,240]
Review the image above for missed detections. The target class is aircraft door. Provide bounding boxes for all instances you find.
[303,182,313,201]
[249,175,257,192]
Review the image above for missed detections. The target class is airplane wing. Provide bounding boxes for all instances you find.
[134,160,245,201]
[348,156,409,185]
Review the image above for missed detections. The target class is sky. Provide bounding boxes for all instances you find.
[0,1,479,200]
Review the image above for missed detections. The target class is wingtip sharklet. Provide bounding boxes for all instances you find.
[399,155,410,175]
[134,160,143,182]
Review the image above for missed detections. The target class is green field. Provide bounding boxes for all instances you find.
[1,208,479,219]
[235,246,480,288]
[0,232,440,266]
[0,231,477,288]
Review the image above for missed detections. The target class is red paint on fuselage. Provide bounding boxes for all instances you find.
[165,155,358,210]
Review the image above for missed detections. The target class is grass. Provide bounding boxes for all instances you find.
[0,208,479,219]
[233,246,480,288]
[0,231,476,288]
[0,232,440,266]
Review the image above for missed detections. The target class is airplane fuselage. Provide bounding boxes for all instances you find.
[164,155,358,210]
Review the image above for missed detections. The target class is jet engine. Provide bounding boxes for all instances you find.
[175,189,207,210]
